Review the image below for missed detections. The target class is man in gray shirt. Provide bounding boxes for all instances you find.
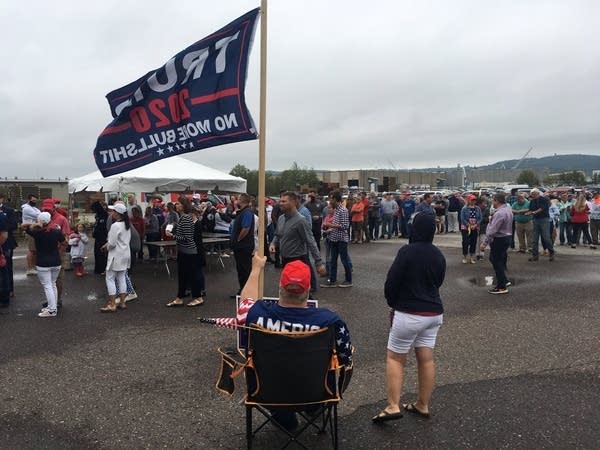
[269,192,327,287]
[380,192,399,239]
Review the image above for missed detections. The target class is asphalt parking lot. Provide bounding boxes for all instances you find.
[1,234,599,449]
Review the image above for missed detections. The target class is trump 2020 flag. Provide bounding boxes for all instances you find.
[93,8,260,176]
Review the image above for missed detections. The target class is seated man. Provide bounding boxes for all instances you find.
[238,255,352,430]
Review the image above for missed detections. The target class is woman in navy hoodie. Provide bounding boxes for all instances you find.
[373,212,446,423]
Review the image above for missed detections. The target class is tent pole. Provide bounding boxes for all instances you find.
[257,0,268,298]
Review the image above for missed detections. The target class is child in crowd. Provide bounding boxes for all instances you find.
[69,223,89,276]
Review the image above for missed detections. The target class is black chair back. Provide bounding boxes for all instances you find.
[245,327,339,405]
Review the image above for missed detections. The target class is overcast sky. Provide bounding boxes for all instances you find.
[2,0,599,179]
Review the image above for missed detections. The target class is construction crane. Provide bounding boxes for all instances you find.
[512,147,533,170]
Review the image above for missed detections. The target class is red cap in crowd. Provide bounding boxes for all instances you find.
[41,199,56,211]
[279,260,311,294]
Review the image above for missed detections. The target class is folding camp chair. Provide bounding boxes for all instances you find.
[244,326,341,449]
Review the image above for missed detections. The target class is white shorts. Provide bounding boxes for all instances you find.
[387,310,443,354]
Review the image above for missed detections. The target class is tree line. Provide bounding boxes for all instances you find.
[229,162,320,196]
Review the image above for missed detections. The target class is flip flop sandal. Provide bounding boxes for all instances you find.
[166,299,184,307]
[371,410,403,423]
[186,298,205,307]
[403,403,430,419]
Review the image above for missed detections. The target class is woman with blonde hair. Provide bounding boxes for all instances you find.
[570,194,595,249]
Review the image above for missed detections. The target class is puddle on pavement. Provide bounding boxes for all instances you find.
[468,276,519,287]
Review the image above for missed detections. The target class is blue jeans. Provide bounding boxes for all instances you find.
[324,239,332,276]
[381,214,393,238]
[368,217,380,240]
[309,259,318,292]
[402,216,412,239]
[532,218,554,257]
[329,241,352,284]
[559,221,572,245]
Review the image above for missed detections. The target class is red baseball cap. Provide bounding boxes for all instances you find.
[41,199,55,211]
[280,260,311,294]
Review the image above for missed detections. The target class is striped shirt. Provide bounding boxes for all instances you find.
[328,204,350,243]
[174,213,197,254]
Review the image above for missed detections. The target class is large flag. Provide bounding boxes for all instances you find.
[93,8,260,177]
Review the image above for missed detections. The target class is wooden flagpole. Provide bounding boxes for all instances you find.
[257,0,268,297]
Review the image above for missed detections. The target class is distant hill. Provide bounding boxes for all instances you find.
[480,154,600,175]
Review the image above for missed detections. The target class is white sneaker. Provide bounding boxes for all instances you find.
[26,269,37,276]
[38,309,57,317]
[462,258,468,264]
[469,257,476,264]
[125,293,138,302]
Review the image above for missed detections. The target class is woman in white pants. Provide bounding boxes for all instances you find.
[25,212,66,317]
[100,203,131,313]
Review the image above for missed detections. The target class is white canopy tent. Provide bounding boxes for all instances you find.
[68,156,246,194]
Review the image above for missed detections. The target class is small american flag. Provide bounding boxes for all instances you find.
[198,298,256,329]
[236,298,256,325]
[198,317,238,329]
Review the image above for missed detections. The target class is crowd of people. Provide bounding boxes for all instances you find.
[1,185,599,436]
[0,193,216,315]
[2,187,599,313]
[267,187,599,298]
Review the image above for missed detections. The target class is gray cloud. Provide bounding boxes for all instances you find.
[1,0,599,179]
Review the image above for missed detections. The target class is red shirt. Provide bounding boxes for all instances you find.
[130,216,145,238]
[55,207,68,218]
[49,212,71,236]
[361,198,370,220]
[350,202,365,223]
[570,204,590,224]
